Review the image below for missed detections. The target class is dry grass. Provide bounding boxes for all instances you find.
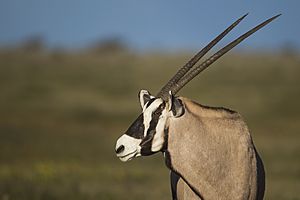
[0,49,299,199]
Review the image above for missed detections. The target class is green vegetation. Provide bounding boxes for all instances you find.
[0,49,299,199]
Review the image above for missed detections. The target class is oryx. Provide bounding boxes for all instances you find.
[115,14,280,200]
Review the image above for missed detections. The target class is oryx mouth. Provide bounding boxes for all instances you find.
[118,150,138,161]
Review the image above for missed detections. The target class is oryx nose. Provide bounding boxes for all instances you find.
[116,145,125,154]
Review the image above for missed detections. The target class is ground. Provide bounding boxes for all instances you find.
[0,49,299,199]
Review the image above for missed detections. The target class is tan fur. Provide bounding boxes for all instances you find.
[171,171,201,200]
[168,97,264,200]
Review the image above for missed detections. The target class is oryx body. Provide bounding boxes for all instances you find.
[167,97,265,200]
[115,14,279,200]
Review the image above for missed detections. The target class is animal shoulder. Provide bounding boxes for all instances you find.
[179,97,241,120]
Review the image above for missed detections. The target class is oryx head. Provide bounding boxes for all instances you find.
[115,89,184,161]
[115,14,280,162]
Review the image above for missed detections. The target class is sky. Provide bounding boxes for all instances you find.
[0,0,299,51]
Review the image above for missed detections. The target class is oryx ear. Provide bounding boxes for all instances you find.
[139,90,154,108]
[168,91,184,118]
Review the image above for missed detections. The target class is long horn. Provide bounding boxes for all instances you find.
[156,13,249,100]
[171,14,281,95]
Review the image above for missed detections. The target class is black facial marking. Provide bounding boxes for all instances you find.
[140,101,166,155]
[139,91,152,106]
[153,102,165,116]
[124,114,145,139]
[140,129,156,156]
[145,98,155,108]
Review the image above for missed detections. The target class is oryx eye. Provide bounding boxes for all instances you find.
[153,109,161,116]
[154,103,165,116]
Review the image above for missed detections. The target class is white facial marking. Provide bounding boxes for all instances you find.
[139,89,155,109]
[143,99,163,137]
[139,90,150,108]
[116,134,142,162]
[151,109,169,152]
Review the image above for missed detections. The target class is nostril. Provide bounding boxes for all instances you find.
[116,145,125,154]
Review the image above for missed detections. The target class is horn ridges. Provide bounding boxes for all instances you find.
[170,14,280,95]
[157,13,249,100]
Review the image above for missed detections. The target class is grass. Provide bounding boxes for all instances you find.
[0,49,299,199]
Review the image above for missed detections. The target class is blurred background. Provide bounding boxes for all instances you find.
[0,0,299,199]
